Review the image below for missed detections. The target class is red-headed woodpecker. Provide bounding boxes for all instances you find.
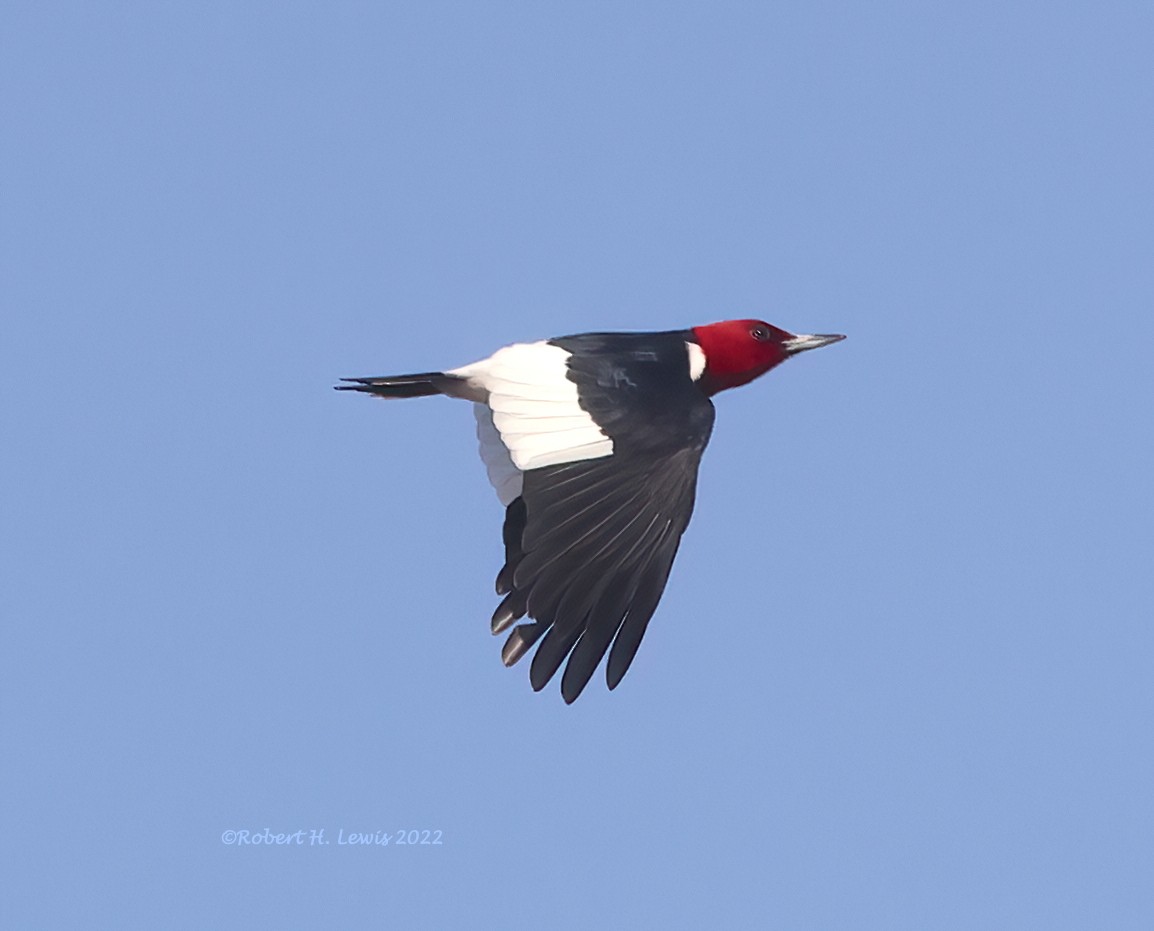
[337,320,844,702]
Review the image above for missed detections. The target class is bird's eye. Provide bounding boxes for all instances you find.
[750,325,771,341]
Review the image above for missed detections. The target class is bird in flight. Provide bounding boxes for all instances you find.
[337,319,844,702]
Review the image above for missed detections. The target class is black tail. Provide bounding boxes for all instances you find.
[334,372,460,399]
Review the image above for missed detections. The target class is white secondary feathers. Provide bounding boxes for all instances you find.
[449,342,614,502]
[685,341,706,381]
[473,405,523,505]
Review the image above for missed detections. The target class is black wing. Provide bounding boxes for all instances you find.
[491,332,715,702]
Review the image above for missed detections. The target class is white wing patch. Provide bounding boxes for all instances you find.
[473,404,523,505]
[450,342,614,501]
[686,340,706,381]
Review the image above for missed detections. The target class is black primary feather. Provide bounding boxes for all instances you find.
[498,444,709,702]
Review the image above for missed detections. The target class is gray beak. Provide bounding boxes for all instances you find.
[782,333,846,355]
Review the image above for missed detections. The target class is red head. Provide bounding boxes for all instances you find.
[691,319,845,396]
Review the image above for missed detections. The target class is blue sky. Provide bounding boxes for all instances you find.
[4,2,1153,927]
